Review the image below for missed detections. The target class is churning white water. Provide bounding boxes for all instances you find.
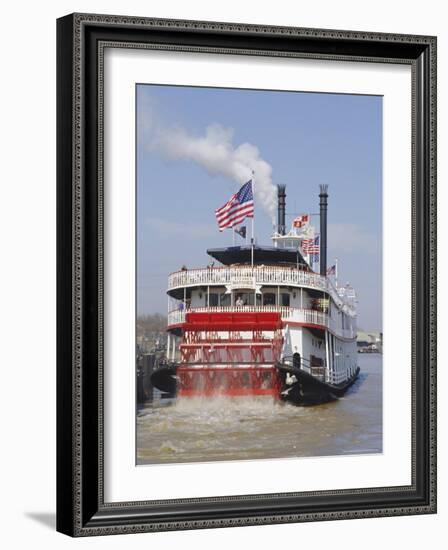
[137,354,382,464]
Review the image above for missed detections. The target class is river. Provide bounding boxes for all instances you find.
[137,353,382,464]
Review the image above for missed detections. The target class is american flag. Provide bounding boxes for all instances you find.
[293,214,310,228]
[215,180,254,231]
[301,238,313,252]
[327,264,336,275]
[301,234,319,253]
[310,235,320,263]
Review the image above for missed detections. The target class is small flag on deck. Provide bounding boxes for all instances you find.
[302,234,320,263]
[301,238,313,252]
[309,235,320,255]
[301,234,319,254]
[215,180,254,231]
[311,235,320,262]
[327,264,336,275]
[234,226,247,239]
[293,214,310,228]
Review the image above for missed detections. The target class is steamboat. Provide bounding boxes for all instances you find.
[151,184,359,405]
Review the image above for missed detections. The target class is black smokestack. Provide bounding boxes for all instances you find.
[277,184,286,235]
[319,185,328,276]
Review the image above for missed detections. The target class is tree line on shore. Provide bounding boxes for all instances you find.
[137,313,167,335]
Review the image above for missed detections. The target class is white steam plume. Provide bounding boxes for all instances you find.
[153,123,277,220]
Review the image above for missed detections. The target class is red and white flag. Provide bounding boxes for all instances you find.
[293,214,310,228]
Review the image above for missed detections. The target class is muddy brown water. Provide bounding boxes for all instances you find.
[136,354,382,464]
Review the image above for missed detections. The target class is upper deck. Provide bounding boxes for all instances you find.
[167,264,356,316]
[206,244,308,266]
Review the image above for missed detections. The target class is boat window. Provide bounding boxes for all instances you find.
[263,293,276,306]
[219,293,231,307]
[209,293,219,307]
[234,292,260,306]
[281,293,290,307]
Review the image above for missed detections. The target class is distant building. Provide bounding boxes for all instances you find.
[357,331,382,353]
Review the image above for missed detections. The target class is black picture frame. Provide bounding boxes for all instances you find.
[57,13,437,536]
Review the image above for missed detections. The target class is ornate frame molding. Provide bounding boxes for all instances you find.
[57,13,437,536]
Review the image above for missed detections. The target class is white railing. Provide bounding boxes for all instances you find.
[326,367,357,385]
[167,266,355,316]
[282,358,356,385]
[167,305,355,340]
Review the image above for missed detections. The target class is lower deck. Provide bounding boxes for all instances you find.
[164,311,358,397]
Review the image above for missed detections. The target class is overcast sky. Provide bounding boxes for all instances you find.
[137,84,382,330]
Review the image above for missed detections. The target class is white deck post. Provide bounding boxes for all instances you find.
[172,335,176,362]
[325,330,330,382]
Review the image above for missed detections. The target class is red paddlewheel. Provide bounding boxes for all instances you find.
[177,366,281,398]
[176,311,283,398]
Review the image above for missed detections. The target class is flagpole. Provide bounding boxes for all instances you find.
[335,257,339,288]
[251,217,254,267]
[251,172,255,269]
